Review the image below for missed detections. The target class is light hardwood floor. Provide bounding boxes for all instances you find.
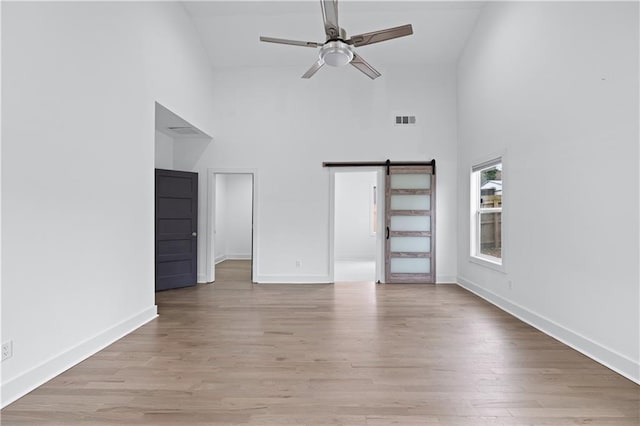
[2,260,638,425]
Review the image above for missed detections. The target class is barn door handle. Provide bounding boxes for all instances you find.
[192,232,197,237]
[386,227,389,240]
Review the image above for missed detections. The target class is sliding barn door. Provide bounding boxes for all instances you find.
[385,165,435,283]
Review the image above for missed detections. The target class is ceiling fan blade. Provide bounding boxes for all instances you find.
[302,59,325,79]
[350,54,381,80]
[320,0,340,39]
[347,24,413,47]
[260,36,322,48]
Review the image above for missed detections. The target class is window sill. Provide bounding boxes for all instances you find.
[469,255,506,273]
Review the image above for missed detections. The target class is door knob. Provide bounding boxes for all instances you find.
[192,232,197,237]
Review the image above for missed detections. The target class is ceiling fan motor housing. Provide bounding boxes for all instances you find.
[320,41,354,67]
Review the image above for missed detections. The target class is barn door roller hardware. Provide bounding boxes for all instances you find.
[322,159,436,175]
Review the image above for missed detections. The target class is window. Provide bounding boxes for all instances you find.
[471,159,503,266]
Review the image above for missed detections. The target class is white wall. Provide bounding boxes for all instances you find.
[224,174,253,259]
[176,64,458,283]
[154,130,174,169]
[335,171,377,261]
[457,1,639,382]
[1,2,216,406]
[213,173,253,263]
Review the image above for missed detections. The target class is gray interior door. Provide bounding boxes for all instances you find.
[155,169,198,291]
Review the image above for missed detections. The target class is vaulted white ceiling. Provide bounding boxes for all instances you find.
[183,1,484,70]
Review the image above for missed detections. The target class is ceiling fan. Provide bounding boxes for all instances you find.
[259,0,413,80]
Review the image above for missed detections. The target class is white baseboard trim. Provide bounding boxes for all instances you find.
[457,276,640,384]
[197,273,208,283]
[1,305,158,408]
[335,257,376,262]
[215,254,251,265]
[256,275,332,284]
[436,275,457,284]
[225,254,251,260]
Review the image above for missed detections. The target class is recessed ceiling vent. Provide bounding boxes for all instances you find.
[395,116,416,125]
[168,126,200,135]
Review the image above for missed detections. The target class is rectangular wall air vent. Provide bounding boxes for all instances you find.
[168,126,200,135]
[395,116,416,125]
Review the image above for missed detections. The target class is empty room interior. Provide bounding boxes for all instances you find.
[1,1,639,424]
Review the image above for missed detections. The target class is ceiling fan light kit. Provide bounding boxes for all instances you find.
[320,41,354,67]
[260,0,413,80]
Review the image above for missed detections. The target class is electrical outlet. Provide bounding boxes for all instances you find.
[2,341,13,362]
[508,280,513,290]
[295,260,301,268]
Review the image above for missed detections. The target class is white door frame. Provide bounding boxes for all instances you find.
[206,168,259,283]
[328,167,385,283]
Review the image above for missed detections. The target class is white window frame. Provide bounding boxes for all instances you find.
[470,158,505,272]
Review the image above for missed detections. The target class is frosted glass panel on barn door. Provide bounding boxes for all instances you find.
[385,165,435,283]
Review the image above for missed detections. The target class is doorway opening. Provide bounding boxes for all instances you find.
[331,169,384,282]
[153,102,212,294]
[206,170,258,284]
